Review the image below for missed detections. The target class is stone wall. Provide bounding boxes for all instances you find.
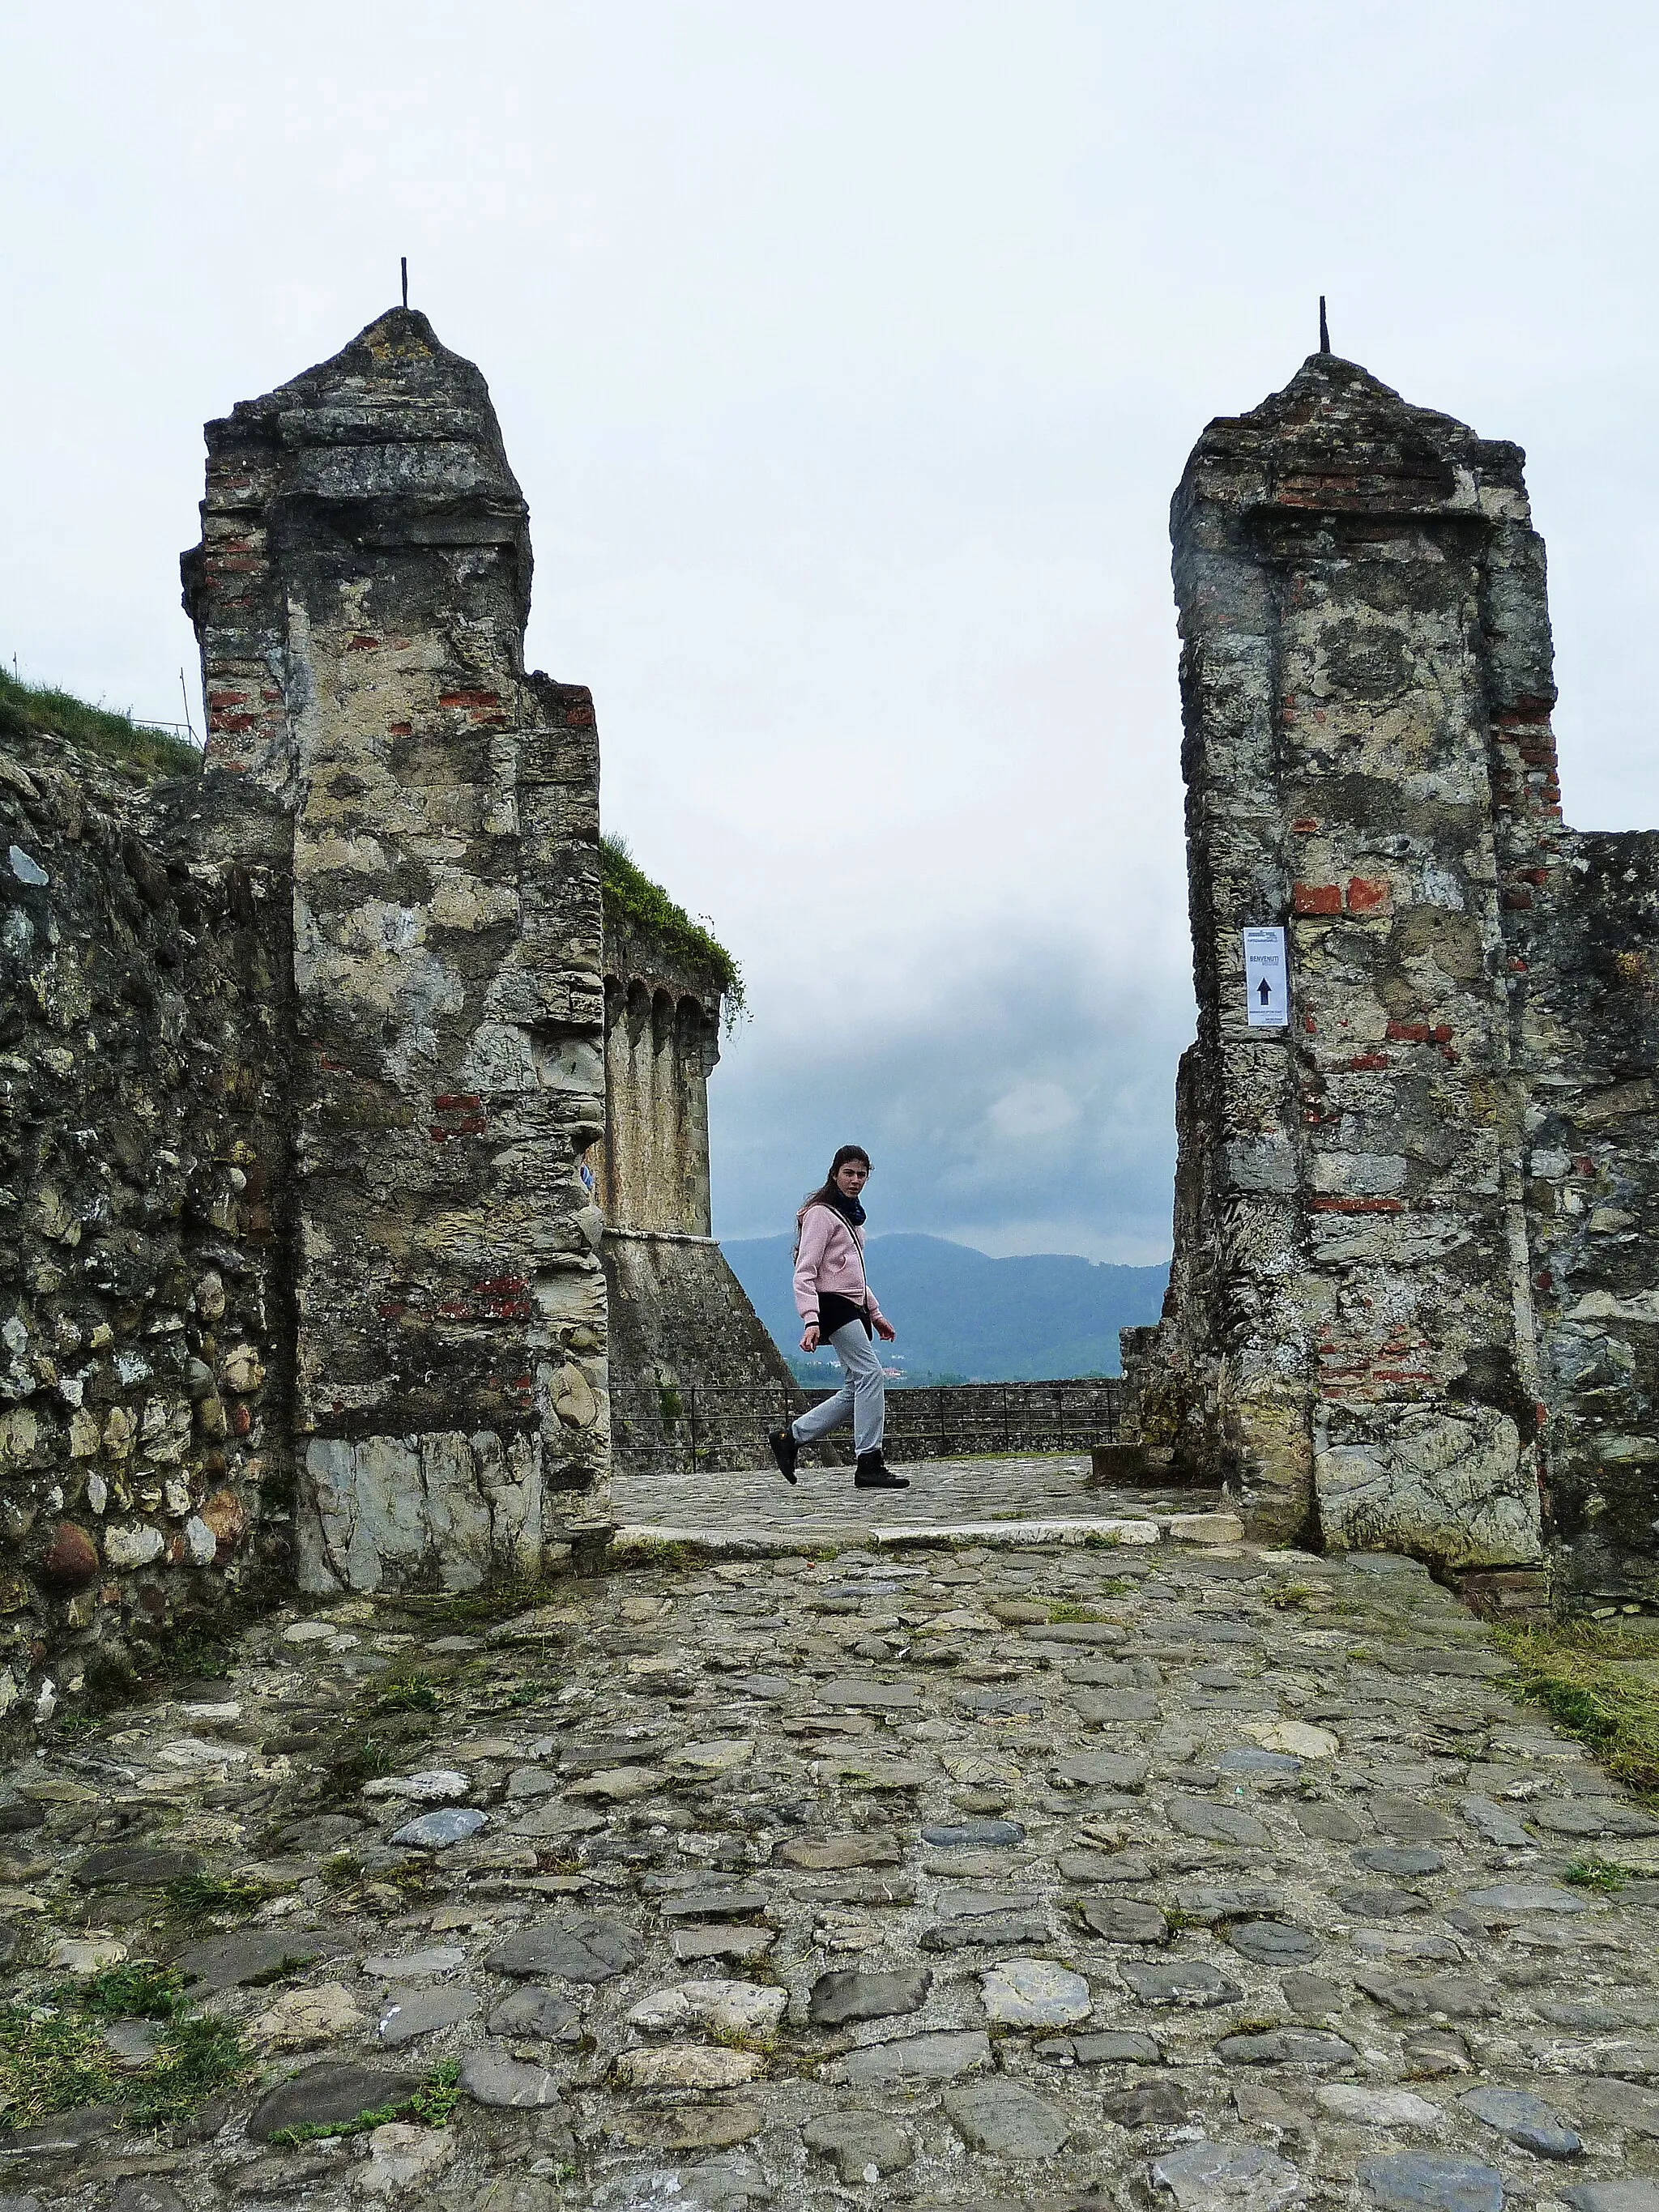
[0,731,291,1719]
[595,919,719,1237]
[1521,833,1659,1608]
[1126,350,1659,1606]
[594,915,799,1477]
[182,308,611,1591]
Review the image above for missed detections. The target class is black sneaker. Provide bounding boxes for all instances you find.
[769,1426,800,1485]
[854,1451,909,1490]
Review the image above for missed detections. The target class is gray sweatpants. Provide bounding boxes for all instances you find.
[791,1319,885,1458]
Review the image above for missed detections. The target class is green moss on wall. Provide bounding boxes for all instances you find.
[601,833,744,1016]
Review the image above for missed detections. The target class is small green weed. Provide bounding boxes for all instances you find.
[323,1732,403,1796]
[319,1852,360,1890]
[155,1626,235,1682]
[601,833,744,1016]
[374,1672,442,1715]
[479,1676,559,1712]
[164,1872,267,1924]
[1047,1602,1106,1624]
[618,1538,697,1571]
[407,2058,462,2126]
[1563,1856,1640,1893]
[394,1578,563,1629]
[1081,1532,1122,1551]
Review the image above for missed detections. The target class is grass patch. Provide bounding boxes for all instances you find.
[0,2004,119,2130]
[478,1675,560,1713]
[373,1671,443,1715]
[154,1626,237,1683]
[1496,1619,1659,1799]
[601,833,744,1016]
[267,2058,462,2145]
[73,1961,190,2021]
[124,2014,247,2129]
[0,1984,249,2135]
[0,665,202,782]
[1047,1602,1107,1623]
[616,1539,698,1572]
[1563,1855,1642,1894]
[394,1579,564,1630]
[164,1872,267,1924]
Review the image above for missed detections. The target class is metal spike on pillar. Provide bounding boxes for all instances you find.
[1319,295,1330,353]
[400,257,408,310]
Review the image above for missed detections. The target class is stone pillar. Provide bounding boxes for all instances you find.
[183,307,609,1591]
[1162,352,1546,1570]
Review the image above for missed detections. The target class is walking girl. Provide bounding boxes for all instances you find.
[769,1144,908,1490]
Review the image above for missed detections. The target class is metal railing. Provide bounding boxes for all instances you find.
[611,1377,1126,1476]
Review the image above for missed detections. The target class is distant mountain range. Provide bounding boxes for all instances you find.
[720,1231,1169,1385]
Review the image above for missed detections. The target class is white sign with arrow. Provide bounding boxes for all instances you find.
[1243,927,1289,1028]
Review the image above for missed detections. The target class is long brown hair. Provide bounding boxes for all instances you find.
[795,1144,871,1247]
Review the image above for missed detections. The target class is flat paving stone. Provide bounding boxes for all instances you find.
[801,2111,913,2183]
[808,1966,930,2024]
[459,2047,568,2107]
[1166,1795,1273,1846]
[1226,1920,1320,1964]
[921,1818,1025,1847]
[1356,2152,1504,2212]
[1119,1958,1243,2007]
[487,1984,582,2040]
[1081,1897,1169,1944]
[942,2077,1069,2158]
[246,2061,421,2142]
[378,1985,481,2044]
[838,2029,992,2083]
[176,1929,324,1992]
[1149,2138,1304,2210]
[485,1914,641,1982]
[72,1845,202,1888]
[980,1956,1091,2027]
[1456,2083,1582,2157]
[1216,2029,1356,2066]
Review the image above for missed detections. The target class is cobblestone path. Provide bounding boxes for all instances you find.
[6,1493,1659,2212]
[610,1453,1228,1548]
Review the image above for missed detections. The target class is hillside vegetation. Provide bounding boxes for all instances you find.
[723,1230,1169,1383]
[0,666,202,782]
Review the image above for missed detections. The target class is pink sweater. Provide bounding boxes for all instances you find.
[793,1204,885,1327]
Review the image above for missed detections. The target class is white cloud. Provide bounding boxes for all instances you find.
[3,2,1657,1258]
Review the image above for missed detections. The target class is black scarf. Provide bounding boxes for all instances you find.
[825,1186,867,1229]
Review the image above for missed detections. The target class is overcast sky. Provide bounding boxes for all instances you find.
[4,3,1657,1263]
